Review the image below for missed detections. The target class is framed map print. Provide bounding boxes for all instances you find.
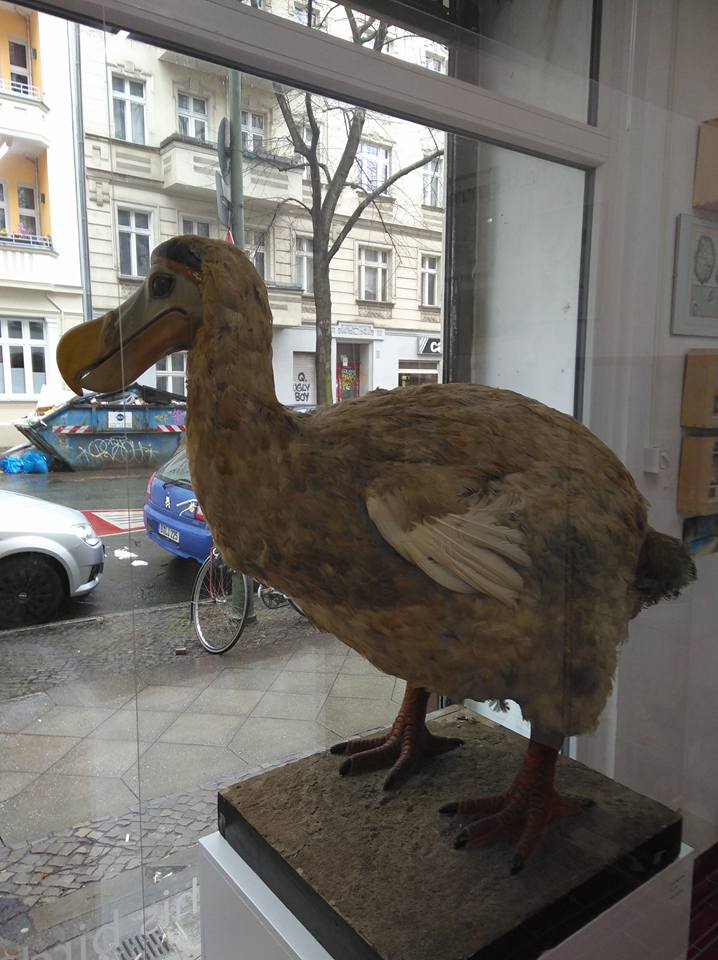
[673,214,718,336]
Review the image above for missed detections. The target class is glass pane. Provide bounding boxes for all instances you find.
[19,214,36,234]
[29,320,44,340]
[0,208,6,231]
[197,221,210,237]
[7,320,22,339]
[134,211,149,230]
[9,41,27,68]
[171,352,185,371]
[178,92,189,109]
[111,74,125,92]
[135,233,150,275]
[0,344,3,391]
[193,97,206,114]
[129,80,144,98]
[182,217,193,233]
[178,114,189,135]
[113,96,126,139]
[172,375,185,395]
[0,182,5,200]
[119,230,132,274]
[31,346,46,392]
[156,356,168,370]
[118,208,131,226]
[18,186,35,210]
[131,101,145,143]
[9,344,25,392]
[195,119,206,141]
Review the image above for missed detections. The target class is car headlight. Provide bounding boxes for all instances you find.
[73,522,100,547]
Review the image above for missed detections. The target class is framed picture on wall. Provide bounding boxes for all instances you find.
[672,214,718,336]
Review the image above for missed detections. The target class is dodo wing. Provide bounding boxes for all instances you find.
[366,487,531,606]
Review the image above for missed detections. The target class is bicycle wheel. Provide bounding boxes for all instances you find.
[191,553,250,654]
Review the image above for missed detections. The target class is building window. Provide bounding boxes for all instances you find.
[118,208,151,277]
[181,216,211,237]
[295,236,313,293]
[293,1,321,26]
[0,318,46,395]
[112,75,146,144]
[355,141,390,192]
[156,352,187,396]
[0,182,7,232]
[425,52,445,73]
[17,185,37,236]
[358,246,389,301]
[420,254,439,306]
[178,93,208,141]
[241,111,264,152]
[423,156,442,207]
[9,40,31,94]
[398,358,439,387]
[245,228,266,277]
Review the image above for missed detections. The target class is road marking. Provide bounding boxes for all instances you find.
[82,508,145,535]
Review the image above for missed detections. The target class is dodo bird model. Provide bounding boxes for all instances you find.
[57,237,695,873]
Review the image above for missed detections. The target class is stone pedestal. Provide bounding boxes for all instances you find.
[217,707,682,960]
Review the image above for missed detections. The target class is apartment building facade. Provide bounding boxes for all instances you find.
[0,4,84,446]
[79,2,446,407]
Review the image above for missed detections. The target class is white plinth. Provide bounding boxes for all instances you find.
[198,832,693,960]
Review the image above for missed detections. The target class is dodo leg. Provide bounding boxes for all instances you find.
[440,726,593,874]
[331,683,463,789]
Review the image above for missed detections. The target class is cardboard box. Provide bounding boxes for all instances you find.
[681,349,718,428]
[693,119,718,211]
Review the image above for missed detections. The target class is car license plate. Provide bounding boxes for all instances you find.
[159,523,180,543]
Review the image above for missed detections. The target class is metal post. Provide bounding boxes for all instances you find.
[228,70,244,250]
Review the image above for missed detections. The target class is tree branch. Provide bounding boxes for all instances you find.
[327,147,443,261]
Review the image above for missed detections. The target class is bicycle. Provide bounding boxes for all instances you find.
[190,546,303,654]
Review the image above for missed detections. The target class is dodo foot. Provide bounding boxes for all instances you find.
[330,684,462,789]
[440,738,595,873]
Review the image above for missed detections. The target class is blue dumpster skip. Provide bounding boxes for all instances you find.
[14,384,187,470]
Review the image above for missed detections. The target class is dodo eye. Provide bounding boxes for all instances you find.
[150,274,175,298]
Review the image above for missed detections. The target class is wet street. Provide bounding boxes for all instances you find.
[1,467,198,621]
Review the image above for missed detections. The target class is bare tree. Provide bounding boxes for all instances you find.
[272,8,443,405]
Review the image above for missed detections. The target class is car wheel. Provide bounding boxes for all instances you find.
[0,555,66,628]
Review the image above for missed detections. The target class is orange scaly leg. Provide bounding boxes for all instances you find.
[331,684,463,790]
[440,730,594,874]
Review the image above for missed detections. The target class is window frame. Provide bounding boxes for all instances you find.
[8,38,31,95]
[422,155,442,207]
[295,235,314,293]
[177,91,209,141]
[424,51,445,73]
[112,73,147,145]
[17,183,38,236]
[180,215,213,238]
[419,251,440,307]
[244,226,267,278]
[117,206,153,278]
[0,181,8,233]
[241,110,265,153]
[0,317,47,399]
[155,351,188,396]
[357,244,391,303]
[355,140,390,193]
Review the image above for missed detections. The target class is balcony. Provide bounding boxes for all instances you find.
[0,79,49,155]
[160,133,304,204]
[0,231,52,250]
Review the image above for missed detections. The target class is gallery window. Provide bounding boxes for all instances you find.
[241,111,265,152]
[0,181,7,231]
[420,253,440,306]
[112,75,146,144]
[118,208,151,277]
[293,1,321,27]
[295,236,313,293]
[181,216,211,237]
[245,227,266,278]
[0,317,46,395]
[156,351,187,396]
[355,141,390,192]
[424,51,445,73]
[358,245,389,302]
[178,92,208,140]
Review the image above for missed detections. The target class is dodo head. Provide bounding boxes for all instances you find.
[57,236,267,395]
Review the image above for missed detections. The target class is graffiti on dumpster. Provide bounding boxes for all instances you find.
[76,437,155,465]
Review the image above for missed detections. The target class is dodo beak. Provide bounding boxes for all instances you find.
[57,255,203,395]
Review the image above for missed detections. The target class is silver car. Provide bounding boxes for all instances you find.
[0,490,105,628]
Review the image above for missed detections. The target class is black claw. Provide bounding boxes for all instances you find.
[454,830,468,850]
[338,758,352,776]
[439,801,458,817]
[510,855,525,875]
[330,741,349,755]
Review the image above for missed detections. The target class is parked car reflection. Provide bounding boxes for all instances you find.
[0,490,105,628]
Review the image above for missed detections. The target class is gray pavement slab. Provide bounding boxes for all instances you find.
[158,712,245,747]
[21,706,116,737]
[229,716,338,767]
[88,708,176,742]
[121,742,249,800]
[126,685,202,713]
[52,740,150,778]
[0,692,54,733]
[0,734,80,773]
[185,686,264,716]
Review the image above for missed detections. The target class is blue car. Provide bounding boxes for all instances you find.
[143,444,211,562]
